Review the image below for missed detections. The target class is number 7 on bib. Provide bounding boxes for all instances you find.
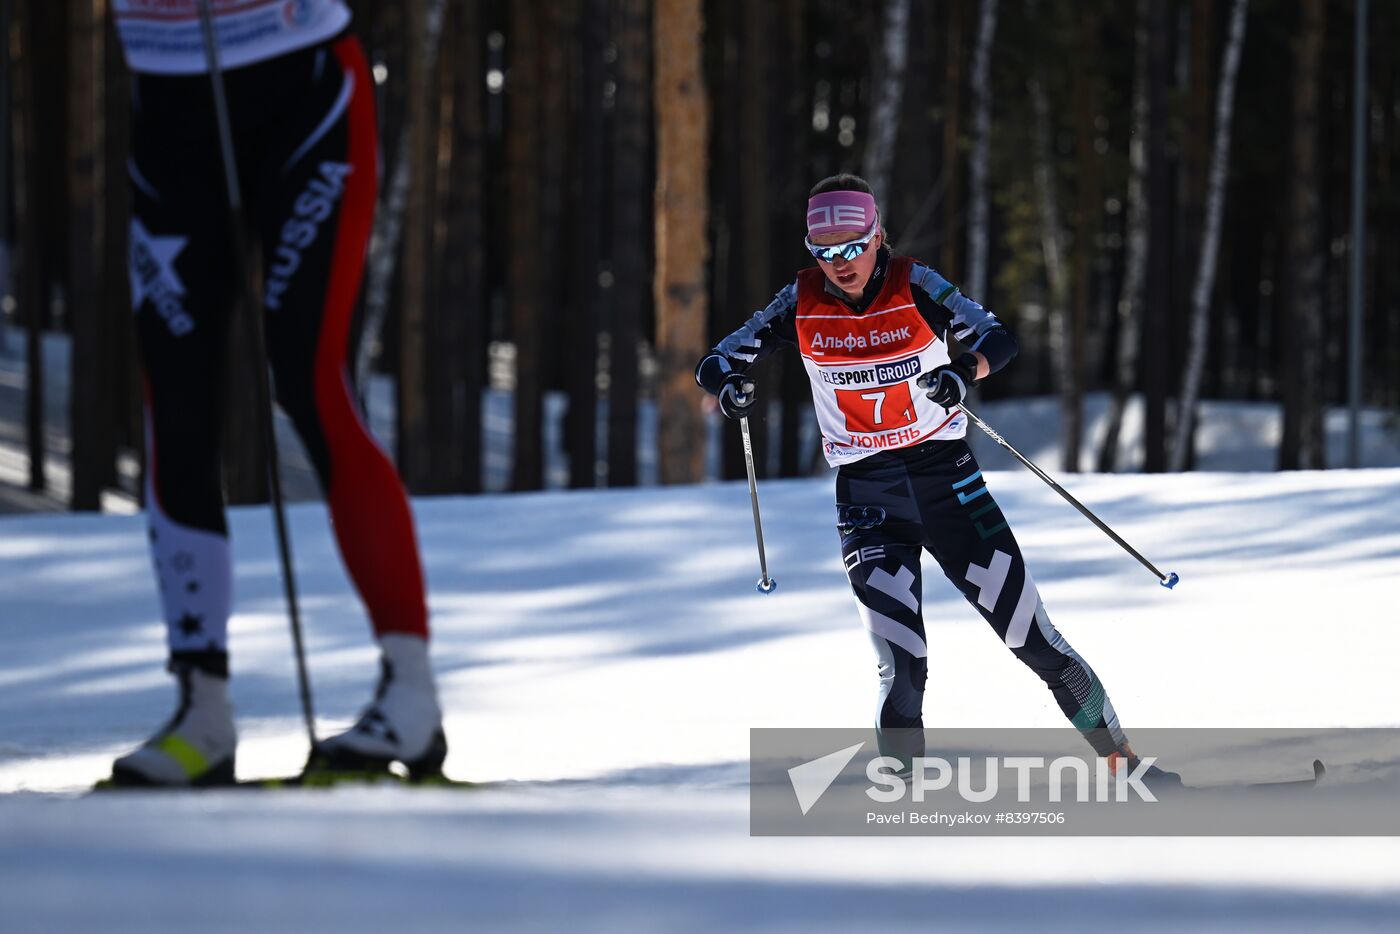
[835,383,917,434]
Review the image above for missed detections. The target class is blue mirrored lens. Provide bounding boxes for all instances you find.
[814,241,868,263]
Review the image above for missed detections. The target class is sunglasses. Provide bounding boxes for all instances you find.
[805,219,880,264]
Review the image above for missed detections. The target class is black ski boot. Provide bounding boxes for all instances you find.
[305,634,447,781]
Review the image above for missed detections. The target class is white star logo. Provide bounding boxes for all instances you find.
[128,219,188,311]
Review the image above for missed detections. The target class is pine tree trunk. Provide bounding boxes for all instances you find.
[538,0,574,410]
[1172,0,1213,469]
[1171,0,1248,472]
[103,17,137,495]
[654,0,710,484]
[67,0,104,510]
[425,3,456,493]
[738,0,773,478]
[432,0,485,493]
[422,9,465,495]
[1184,0,1214,305]
[710,0,746,483]
[608,0,650,488]
[1280,0,1326,470]
[1142,0,1171,473]
[12,0,46,492]
[965,0,998,303]
[397,0,434,490]
[1069,11,1100,475]
[567,0,606,489]
[0,0,11,360]
[777,0,810,478]
[1381,33,1398,413]
[508,0,545,490]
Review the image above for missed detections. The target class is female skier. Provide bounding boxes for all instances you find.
[109,0,443,785]
[696,174,1174,782]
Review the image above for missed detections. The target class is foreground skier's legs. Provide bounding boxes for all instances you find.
[253,37,442,773]
[113,70,240,785]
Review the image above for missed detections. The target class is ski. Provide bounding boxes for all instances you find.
[1185,759,1325,792]
[236,770,485,790]
[92,771,485,792]
[1238,758,1326,789]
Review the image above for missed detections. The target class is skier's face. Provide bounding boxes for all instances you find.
[810,227,883,299]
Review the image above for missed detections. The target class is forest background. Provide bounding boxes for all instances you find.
[1,0,1394,512]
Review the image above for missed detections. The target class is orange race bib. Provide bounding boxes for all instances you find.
[794,257,967,466]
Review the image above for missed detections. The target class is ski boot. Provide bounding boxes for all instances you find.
[1107,744,1183,794]
[305,634,447,782]
[110,652,237,787]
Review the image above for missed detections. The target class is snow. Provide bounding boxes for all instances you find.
[3,467,1400,931]
[963,393,1400,473]
[0,334,667,506]
[4,330,1399,515]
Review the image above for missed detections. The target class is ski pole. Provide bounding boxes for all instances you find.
[959,403,1179,589]
[195,0,319,744]
[740,416,777,594]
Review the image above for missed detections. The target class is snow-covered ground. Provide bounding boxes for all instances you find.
[0,333,664,507]
[3,330,1399,515]
[3,468,1400,930]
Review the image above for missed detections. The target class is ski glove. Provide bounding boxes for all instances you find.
[917,354,979,408]
[717,373,757,420]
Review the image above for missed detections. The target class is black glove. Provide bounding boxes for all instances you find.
[917,354,978,408]
[717,372,757,420]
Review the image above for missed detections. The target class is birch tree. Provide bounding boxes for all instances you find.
[942,0,964,275]
[1170,0,1249,472]
[863,0,909,202]
[1028,73,1075,470]
[357,0,446,398]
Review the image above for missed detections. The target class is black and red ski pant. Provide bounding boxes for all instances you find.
[836,438,1127,762]
[127,34,427,659]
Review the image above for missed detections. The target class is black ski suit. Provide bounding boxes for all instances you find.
[697,249,1129,761]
